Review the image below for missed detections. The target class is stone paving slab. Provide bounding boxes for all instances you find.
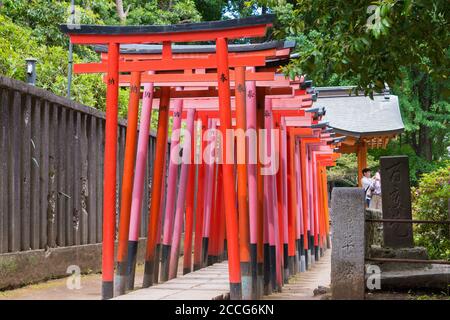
[114,261,230,300]
[263,249,331,300]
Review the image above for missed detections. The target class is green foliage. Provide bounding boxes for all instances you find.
[411,162,450,260]
[194,0,226,21]
[125,0,202,25]
[327,153,377,186]
[0,0,103,48]
[270,0,449,95]
[393,68,450,161]
[369,140,446,185]
[0,0,203,118]
[0,13,108,111]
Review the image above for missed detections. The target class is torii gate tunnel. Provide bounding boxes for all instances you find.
[60,14,342,300]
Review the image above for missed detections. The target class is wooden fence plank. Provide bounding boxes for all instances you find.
[0,88,9,253]
[87,116,97,243]
[73,112,81,245]
[9,91,22,252]
[30,98,41,250]
[21,94,32,251]
[66,109,74,246]
[40,101,50,249]
[80,114,89,245]
[47,103,57,248]
[57,107,66,247]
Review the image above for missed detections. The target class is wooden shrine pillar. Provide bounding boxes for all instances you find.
[216,37,242,300]
[357,140,367,187]
[102,42,119,300]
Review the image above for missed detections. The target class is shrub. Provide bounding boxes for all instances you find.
[412,162,450,260]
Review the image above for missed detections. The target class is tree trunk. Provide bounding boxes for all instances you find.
[411,68,434,161]
[115,0,127,24]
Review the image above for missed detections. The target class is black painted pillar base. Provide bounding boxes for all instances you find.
[288,255,295,276]
[263,243,272,296]
[241,262,252,300]
[142,259,155,288]
[270,245,277,291]
[250,243,258,299]
[183,267,191,275]
[222,239,228,260]
[159,244,171,282]
[283,243,289,283]
[102,281,114,300]
[193,263,201,272]
[207,255,219,266]
[126,240,138,291]
[114,261,127,296]
[299,236,306,272]
[229,282,242,300]
[257,262,264,299]
[201,237,209,267]
[153,243,161,284]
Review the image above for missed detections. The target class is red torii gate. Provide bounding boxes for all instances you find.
[77,41,304,298]
[61,14,276,300]
[62,15,341,301]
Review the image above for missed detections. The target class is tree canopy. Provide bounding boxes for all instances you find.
[0,0,448,176]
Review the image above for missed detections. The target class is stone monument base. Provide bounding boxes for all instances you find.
[365,263,450,292]
[368,246,430,272]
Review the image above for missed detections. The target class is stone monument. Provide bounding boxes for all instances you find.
[379,156,414,248]
[330,188,365,299]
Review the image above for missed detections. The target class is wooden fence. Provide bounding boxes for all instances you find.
[0,75,157,253]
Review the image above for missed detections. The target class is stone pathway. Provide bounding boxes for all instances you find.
[263,249,331,300]
[114,262,230,300]
[0,264,144,300]
[0,251,331,300]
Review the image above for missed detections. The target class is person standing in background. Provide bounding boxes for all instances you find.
[361,168,374,207]
[369,171,382,210]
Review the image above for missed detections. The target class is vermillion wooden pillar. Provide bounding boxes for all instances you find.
[209,163,223,263]
[287,130,297,275]
[183,116,197,274]
[115,71,141,295]
[202,119,216,266]
[245,75,258,299]
[102,42,119,300]
[126,81,155,290]
[216,37,242,300]
[264,97,282,291]
[280,118,289,280]
[143,85,171,288]
[193,117,207,271]
[153,138,169,285]
[357,140,367,187]
[169,108,196,279]
[294,139,302,271]
[235,66,251,299]
[255,86,266,298]
[299,139,310,268]
[160,99,183,282]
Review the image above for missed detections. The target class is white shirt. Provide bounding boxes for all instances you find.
[361,176,374,199]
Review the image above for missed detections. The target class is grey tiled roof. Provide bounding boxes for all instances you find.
[320,94,404,137]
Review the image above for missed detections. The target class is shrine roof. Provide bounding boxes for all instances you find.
[319,88,404,137]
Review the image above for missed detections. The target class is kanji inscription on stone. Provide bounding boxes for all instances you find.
[380,156,414,248]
